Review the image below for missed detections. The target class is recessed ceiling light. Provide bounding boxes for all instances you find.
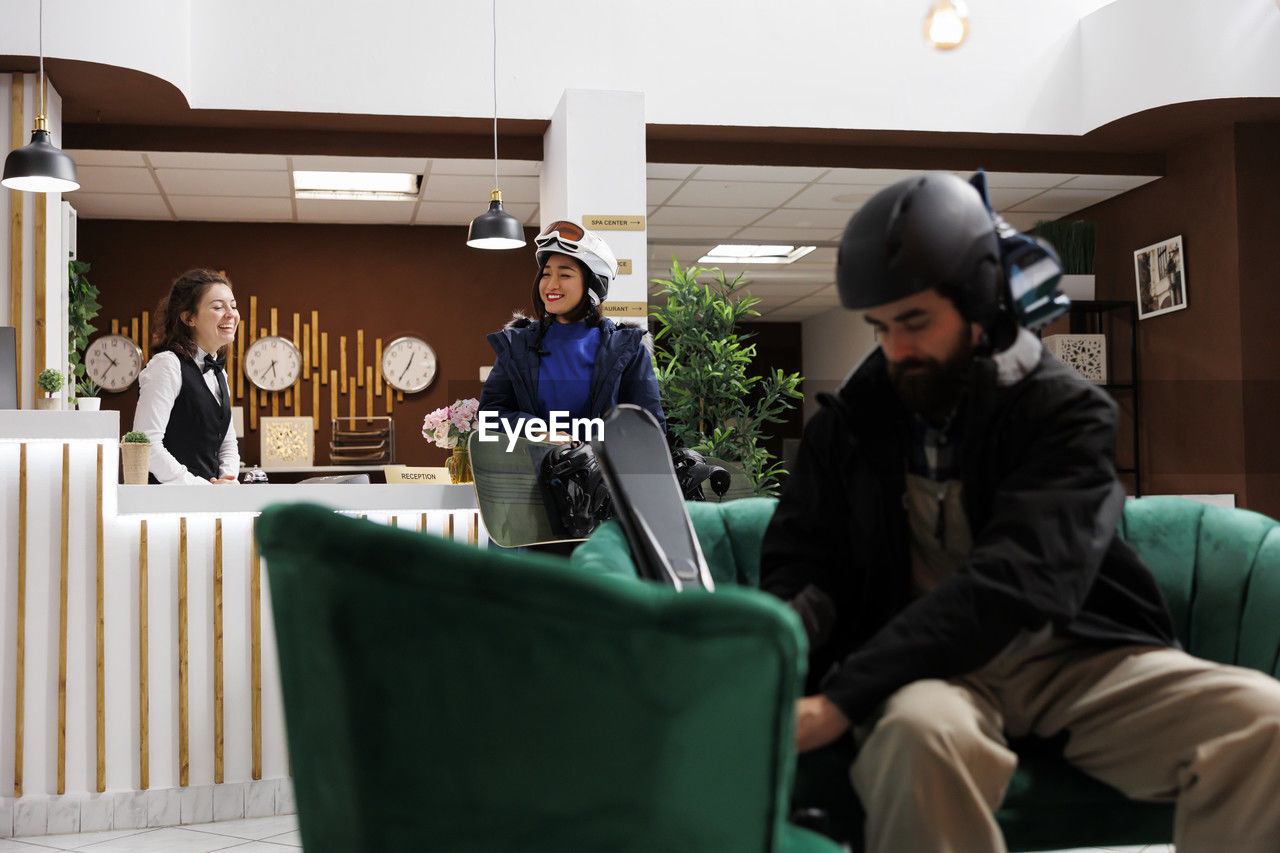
[698,244,817,265]
[293,170,421,200]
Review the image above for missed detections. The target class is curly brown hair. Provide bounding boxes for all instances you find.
[152,269,234,358]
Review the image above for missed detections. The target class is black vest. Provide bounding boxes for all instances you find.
[150,350,231,484]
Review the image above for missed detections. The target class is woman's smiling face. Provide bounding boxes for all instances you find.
[539,254,586,323]
[184,283,239,353]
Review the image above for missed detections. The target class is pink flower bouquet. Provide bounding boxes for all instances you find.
[422,397,481,449]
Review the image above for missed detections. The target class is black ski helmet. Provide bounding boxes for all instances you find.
[836,172,1002,327]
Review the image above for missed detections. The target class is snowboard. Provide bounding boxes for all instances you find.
[468,431,578,548]
[592,404,716,592]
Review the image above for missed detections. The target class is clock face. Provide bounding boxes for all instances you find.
[84,334,143,392]
[243,335,302,392]
[381,335,438,394]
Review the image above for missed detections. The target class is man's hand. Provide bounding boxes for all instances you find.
[794,694,850,753]
[210,475,238,485]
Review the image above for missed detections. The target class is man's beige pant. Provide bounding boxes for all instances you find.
[849,638,1280,853]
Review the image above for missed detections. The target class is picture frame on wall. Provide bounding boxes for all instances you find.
[1134,235,1187,320]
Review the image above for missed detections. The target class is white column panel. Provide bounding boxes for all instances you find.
[540,89,648,320]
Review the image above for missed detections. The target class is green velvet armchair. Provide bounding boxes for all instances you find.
[256,502,841,853]
[571,495,1280,851]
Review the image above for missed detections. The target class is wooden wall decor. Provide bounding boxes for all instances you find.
[109,297,436,460]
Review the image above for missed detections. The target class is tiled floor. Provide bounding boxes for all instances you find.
[3,818,1177,853]
[0,816,299,852]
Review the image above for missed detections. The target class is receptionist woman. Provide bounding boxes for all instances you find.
[133,269,241,484]
[478,220,665,436]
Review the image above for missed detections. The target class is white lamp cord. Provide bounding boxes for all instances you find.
[39,0,45,117]
[491,0,498,192]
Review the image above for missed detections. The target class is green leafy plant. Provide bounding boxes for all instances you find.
[1030,220,1095,275]
[37,368,65,396]
[67,257,101,388]
[650,260,803,497]
[77,376,102,398]
[121,430,151,444]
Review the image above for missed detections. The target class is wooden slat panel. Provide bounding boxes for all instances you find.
[312,373,320,431]
[57,444,69,793]
[374,338,383,396]
[339,336,347,393]
[34,194,46,383]
[365,366,373,423]
[178,518,189,787]
[356,329,364,387]
[320,331,328,383]
[270,307,277,337]
[13,444,27,796]
[141,311,150,362]
[214,519,224,784]
[329,370,338,421]
[251,519,262,781]
[236,320,245,400]
[139,519,149,790]
[8,75,23,406]
[96,445,106,792]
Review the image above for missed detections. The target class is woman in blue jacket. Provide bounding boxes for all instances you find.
[479,220,665,438]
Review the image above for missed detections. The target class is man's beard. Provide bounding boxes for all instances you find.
[887,341,974,424]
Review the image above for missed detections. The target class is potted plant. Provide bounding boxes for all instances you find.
[36,368,65,410]
[120,430,152,485]
[76,376,102,410]
[650,261,804,497]
[422,398,480,483]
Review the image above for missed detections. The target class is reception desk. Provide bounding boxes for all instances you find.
[0,412,484,837]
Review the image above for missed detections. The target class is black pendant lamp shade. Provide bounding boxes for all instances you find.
[2,119,79,193]
[4,0,79,193]
[467,189,525,250]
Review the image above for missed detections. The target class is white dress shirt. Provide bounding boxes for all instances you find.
[133,347,240,485]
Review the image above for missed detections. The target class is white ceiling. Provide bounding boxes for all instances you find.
[66,150,1158,322]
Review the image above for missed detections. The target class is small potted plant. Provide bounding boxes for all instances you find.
[36,368,65,410]
[76,376,102,411]
[120,430,152,485]
[422,398,480,483]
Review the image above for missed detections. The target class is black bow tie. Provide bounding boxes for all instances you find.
[202,354,226,373]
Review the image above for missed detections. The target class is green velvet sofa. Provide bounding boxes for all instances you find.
[571,495,1280,851]
[256,503,841,853]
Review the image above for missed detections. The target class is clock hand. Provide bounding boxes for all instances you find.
[399,352,415,381]
[267,361,277,377]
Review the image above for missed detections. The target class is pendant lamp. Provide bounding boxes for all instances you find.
[466,0,524,249]
[2,0,79,193]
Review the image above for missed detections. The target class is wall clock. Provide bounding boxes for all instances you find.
[84,334,143,392]
[380,335,438,394]
[244,335,302,392]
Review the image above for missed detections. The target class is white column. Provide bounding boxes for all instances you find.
[0,73,69,409]
[539,89,648,323]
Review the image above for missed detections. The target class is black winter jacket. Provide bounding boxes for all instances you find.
[760,342,1176,724]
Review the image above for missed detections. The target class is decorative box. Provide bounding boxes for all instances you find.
[1043,334,1107,384]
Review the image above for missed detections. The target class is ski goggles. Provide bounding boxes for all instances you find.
[535,220,586,250]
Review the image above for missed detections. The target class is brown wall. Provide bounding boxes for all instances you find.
[79,221,538,468]
[1078,122,1280,516]
[1235,123,1280,515]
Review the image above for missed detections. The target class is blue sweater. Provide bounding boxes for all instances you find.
[480,316,666,433]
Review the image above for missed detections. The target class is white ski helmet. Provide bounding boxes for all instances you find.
[534,220,618,306]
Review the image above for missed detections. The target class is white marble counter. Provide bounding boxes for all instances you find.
[116,483,478,515]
